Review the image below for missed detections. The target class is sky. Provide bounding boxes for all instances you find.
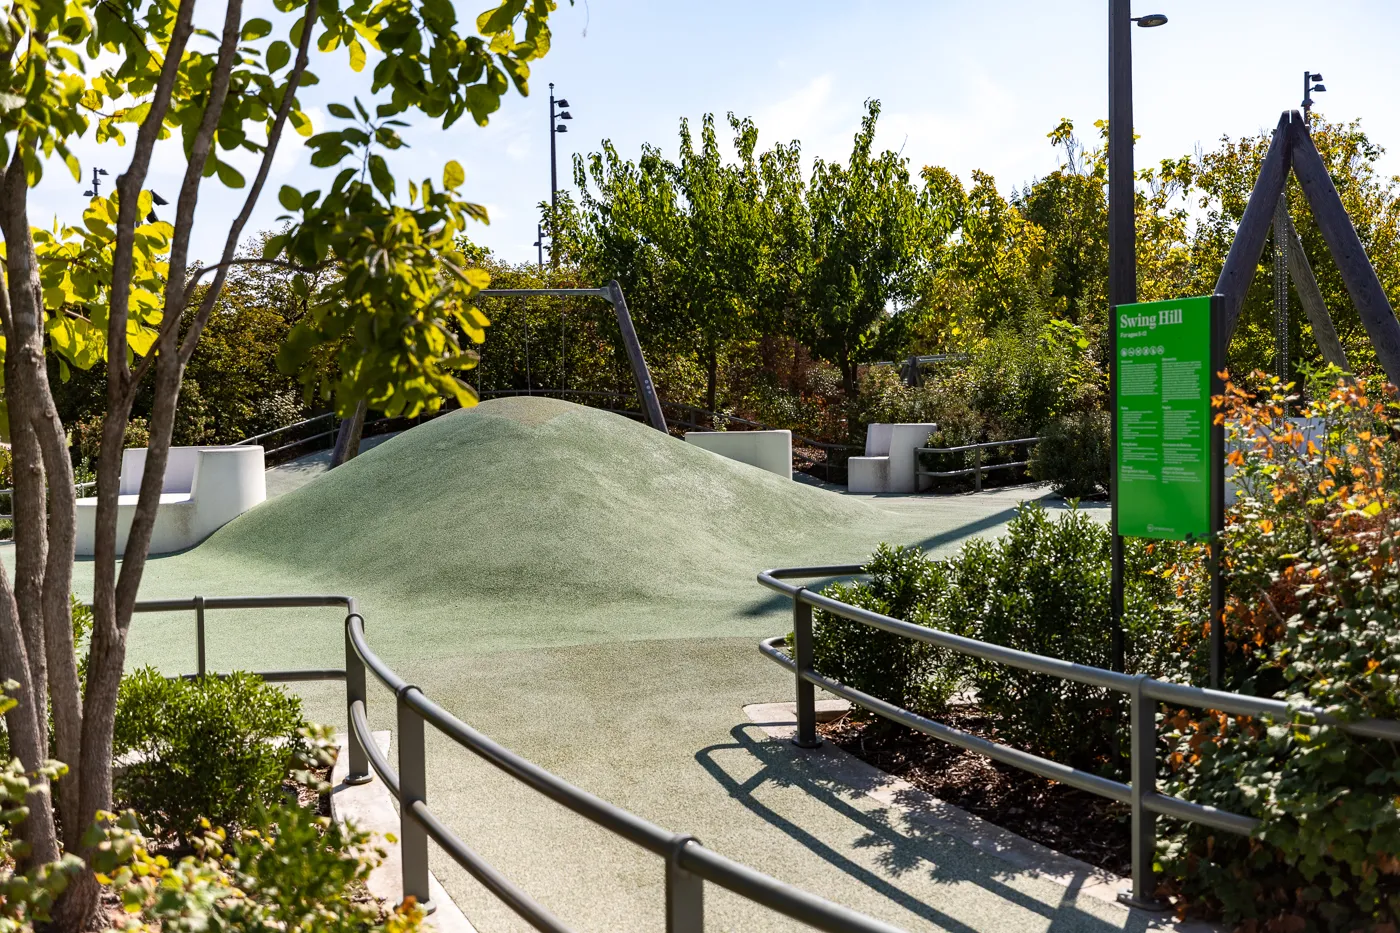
[28,0,1400,267]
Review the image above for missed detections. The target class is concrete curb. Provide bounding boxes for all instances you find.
[744,702,1216,933]
[331,732,477,933]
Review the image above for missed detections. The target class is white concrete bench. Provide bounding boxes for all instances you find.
[685,430,792,479]
[848,423,937,493]
[76,446,267,556]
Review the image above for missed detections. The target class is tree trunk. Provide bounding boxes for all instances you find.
[705,340,719,416]
[841,355,858,442]
[330,400,368,467]
[0,166,68,873]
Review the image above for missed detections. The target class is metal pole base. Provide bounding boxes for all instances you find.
[1116,890,1170,912]
[791,736,822,750]
[342,772,373,786]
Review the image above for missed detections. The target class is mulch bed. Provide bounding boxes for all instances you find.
[820,706,1132,876]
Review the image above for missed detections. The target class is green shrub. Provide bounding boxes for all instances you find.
[970,504,1117,768]
[814,504,1176,775]
[0,684,84,931]
[811,544,965,715]
[113,669,309,839]
[928,319,1102,441]
[101,799,424,933]
[1029,410,1109,497]
[1155,373,1400,928]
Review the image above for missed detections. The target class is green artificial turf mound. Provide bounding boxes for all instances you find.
[199,396,893,615]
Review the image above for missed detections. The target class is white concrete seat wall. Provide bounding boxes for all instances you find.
[685,430,792,479]
[76,446,267,556]
[848,422,937,494]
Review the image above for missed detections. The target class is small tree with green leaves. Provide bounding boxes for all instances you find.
[0,0,558,927]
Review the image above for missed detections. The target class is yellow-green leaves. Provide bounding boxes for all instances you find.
[33,194,170,375]
[443,160,464,191]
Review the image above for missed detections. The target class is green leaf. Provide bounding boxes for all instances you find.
[443,160,465,190]
[266,40,290,72]
[215,161,245,188]
[369,154,394,201]
[278,185,302,210]
[64,152,80,182]
[327,103,354,120]
[241,18,272,40]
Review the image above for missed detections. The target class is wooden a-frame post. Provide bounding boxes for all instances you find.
[1215,109,1400,385]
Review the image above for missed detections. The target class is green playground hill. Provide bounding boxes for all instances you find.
[187,396,928,651]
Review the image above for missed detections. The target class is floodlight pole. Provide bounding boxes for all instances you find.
[1107,0,1136,674]
[549,82,559,214]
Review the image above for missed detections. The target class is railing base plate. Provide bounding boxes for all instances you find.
[343,772,374,787]
[1115,890,1170,912]
[790,737,823,750]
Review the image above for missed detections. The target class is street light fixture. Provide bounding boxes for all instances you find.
[82,166,109,198]
[545,83,575,266]
[549,83,574,213]
[1107,1,1167,687]
[1302,71,1325,118]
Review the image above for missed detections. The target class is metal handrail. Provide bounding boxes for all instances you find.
[145,594,910,933]
[914,437,1041,492]
[233,411,336,447]
[756,565,1400,910]
[0,480,98,521]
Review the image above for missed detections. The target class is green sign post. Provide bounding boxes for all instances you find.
[1114,295,1217,540]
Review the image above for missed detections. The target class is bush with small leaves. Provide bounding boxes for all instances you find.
[98,797,423,933]
[112,670,309,840]
[0,682,85,931]
[811,544,969,716]
[1029,410,1109,498]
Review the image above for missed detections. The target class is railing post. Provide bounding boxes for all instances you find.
[343,614,372,786]
[397,686,436,914]
[1119,675,1168,911]
[666,836,704,933]
[973,446,983,492]
[791,589,821,749]
[194,596,206,678]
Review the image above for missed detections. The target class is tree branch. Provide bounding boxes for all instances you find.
[117,0,245,415]
[179,0,321,365]
[188,256,331,286]
[91,0,199,660]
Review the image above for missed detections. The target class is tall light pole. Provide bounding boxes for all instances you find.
[1107,3,1167,678]
[1301,71,1325,118]
[547,83,573,264]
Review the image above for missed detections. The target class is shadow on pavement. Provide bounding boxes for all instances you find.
[695,723,1159,933]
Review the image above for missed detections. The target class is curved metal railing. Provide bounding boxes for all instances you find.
[145,594,909,933]
[756,565,1400,910]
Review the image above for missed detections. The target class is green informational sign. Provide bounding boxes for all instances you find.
[1115,295,1214,541]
